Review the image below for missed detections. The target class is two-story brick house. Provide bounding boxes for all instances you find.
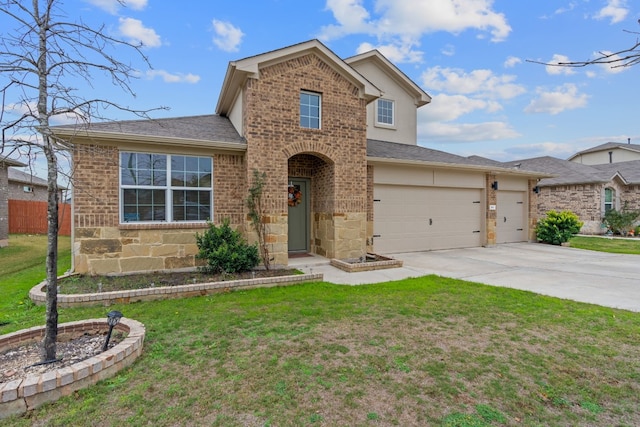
[54,40,544,275]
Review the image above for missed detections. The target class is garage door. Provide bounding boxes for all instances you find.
[373,184,483,253]
[496,191,527,243]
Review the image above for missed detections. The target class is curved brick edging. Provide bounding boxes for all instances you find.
[29,273,323,307]
[0,318,145,420]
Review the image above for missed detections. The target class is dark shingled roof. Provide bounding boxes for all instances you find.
[54,114,245,145]
[367,139,484,166]
[592,160,640,185]
[8,169,48,187]
[503,156,612,186]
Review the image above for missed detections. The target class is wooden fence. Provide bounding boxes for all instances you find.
[8,200,71,236]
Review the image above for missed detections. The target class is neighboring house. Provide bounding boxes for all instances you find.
[0,157,26,247]
[569,141,640,165]
[53,39,545,275]
[8,169,50,201]
[504,143,640,234]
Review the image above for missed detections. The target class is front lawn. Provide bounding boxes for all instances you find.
[2,235,640,426]
[570,235,640,254]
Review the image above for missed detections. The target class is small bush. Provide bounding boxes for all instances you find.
[195,218,260,274]
[603,206,640,235]
[536,210,583,245]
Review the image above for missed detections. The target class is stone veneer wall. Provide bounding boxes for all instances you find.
[72,144,247,274]
[536,183,605,235]
[528,179,539,241]
[242,53,368,264]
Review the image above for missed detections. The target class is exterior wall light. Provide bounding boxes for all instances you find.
[102,310,123,352]
[491,181,498,190]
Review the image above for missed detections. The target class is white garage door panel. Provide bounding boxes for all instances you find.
[374,185,483,253]
[496,191,527,244]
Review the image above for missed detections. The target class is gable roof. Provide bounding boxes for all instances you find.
[8,168,48,187]
[52,115,246,151]
[0,156,25,168]
[568,141,640,160]
[367,140,549,177]
[504,156,618,186]
[216,39,383,115]
[344,50,431,108]
[592,160,640,185]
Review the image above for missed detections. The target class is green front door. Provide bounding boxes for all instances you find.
[288,178,309,252]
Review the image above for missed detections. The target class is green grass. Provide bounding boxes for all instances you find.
[0,234,71,328]
[570,235,640,254]
[2,234,640,426]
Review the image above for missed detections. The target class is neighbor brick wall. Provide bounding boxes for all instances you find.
[0,163,8,246]
[7,181,49,201]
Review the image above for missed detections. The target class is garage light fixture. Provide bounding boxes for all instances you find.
[491,181,498,190]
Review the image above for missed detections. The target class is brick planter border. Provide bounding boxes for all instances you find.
[330,255,403,273]
[29,273,323,308]
[0,318,145,420]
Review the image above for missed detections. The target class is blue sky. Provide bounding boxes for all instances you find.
[3,0,640,181]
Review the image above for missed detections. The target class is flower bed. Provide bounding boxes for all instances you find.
[29,272,323,307]
[0,318,145,420]
[330,254,403,273]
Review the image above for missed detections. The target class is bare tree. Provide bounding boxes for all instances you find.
[0,0,163,362]
[529,22,640,69]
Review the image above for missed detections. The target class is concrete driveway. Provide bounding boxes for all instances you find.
[294,243,640,312]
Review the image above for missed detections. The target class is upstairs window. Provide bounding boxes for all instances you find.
[300,91,321,129]
[120,152,212,223]
[376,99,395,126]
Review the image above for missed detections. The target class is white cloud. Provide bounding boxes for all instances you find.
[84,0,147,14]
[118,17,161,48]
[524,84,589,115]
[146,70,201,84]
[212,20,244,52]
[545,54,576,75]
[594,0,629,24]
[356,40,423,63]
[504,56,521,68]
[421,66,526,100]
[504,142,577,159]
[441,44,456,57]
[419,121,520,142]
[423,94,502,122]
[596,50,627,74]
[319,0,511,63]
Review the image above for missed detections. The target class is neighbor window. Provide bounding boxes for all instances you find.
[300,91,321,129]
[376,99,394,126]
[120,152,212,223]
[604,187,615,213]
[23,185,33,193]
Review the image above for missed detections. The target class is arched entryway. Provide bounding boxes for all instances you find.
[287,153,335,257]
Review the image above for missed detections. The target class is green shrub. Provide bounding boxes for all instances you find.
[536,210,583,245]
[603,206,640,235]
[195,218,260,274]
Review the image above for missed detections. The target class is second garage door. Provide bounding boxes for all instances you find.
[373,184,484,253]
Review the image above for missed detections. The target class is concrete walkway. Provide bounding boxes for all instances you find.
[290,243,640,312]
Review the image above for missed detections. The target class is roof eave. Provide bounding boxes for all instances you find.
[52,129,247,152]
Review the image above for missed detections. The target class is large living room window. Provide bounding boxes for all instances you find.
[300,91,321,129]
[376,98,395,126]
[120,152,212,223]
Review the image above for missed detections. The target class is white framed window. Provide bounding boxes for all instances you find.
[300,91,321,129]
[376,98,394,126]
[604,187,615,213]
[23,185,34,193]
[120,152,212,223]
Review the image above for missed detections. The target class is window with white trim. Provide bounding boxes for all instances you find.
[300,91,321,129]
[376,98,394,126]
[604,187,615,213]
[120,152,212,223]
[23,185,34,193]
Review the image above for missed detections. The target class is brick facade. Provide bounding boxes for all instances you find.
[72,144,246,274]
[243,53,369,264]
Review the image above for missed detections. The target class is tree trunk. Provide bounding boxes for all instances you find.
[42,142,59,361]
